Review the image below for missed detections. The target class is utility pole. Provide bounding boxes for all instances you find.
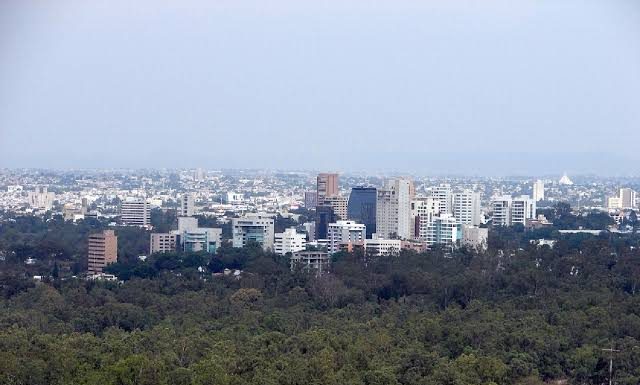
[601,345,620,385]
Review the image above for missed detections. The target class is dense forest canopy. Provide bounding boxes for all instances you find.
[1,206,640,384]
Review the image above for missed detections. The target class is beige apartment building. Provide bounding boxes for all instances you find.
[88,230,118,275]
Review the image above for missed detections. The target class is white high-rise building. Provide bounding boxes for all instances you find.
[376,178,414,239]
[511,196,536,225]
[491,195,536,226]
[533,180,545,202]
[327,220,366,254]
[179,193,195,217]
[28,186,56,210]
[232,214,275,250]
[453,191,481,226]
[274,227,307,255]
[425,214,460,248]
[120,199,151,227]
[412,198,440,242]
[429,184,454,215]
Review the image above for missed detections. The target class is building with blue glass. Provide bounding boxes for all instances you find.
[347,187,377,238]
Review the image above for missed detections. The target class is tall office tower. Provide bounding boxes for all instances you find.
[429,184,454,215]
[316,173,339,202]
[304,191,318,208]
[347,187,377,238]
[179,193,195,217]
[274,227,307,255]
[491,195,536,226]
[425,214,460,248]
[412,198,440,242]
[322,195,348,220]
[453,191,481,226]
[315,204,336,239]
[150,233,177,254]
[620,188,637,209]
[327,220,366,254]
[87,230,118,275]
[28,186,56,210]
[533,180,545,202]
[376,178,414,239]
[232,214,275,250]
[120,199,151,227]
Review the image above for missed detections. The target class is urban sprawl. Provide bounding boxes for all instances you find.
[1,169,639,280]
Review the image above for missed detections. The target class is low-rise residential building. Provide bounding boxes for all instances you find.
[290,250,330,275]
[150,233,177,254]
[364,236,402,256]
[461,225,488,251]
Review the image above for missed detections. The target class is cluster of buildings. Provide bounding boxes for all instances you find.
[608,188,638,210]
[150,194,222,254]
[3,169,639,277]
[307,174,488,254]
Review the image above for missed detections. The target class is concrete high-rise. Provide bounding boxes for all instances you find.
[322,195,348,220]
[620,188,637,209]
[412,198,440,242]
[376,178,414,239]
[425,214,460,248]
[274,227,307,255]
[88,230,118,275]
[179,193,195,217]
[429,184,454,215]
[533,180,545,202]
[327,220,366,254]
[120,199,151,227]
[347,187,377,238]
[232,214,275,250]
[491,195,536,226]
[317,173,339,202]
[453,190,481,226]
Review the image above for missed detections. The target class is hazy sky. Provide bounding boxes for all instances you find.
[1,0,639,175]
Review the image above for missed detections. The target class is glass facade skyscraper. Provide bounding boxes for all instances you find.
[347,187,377,238]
